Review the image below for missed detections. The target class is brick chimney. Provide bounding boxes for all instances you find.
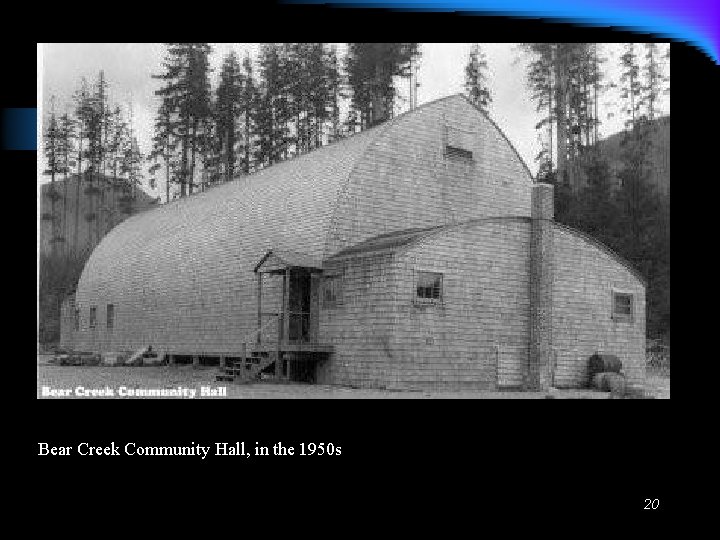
[528,183,554,391]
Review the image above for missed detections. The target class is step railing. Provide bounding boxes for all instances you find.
[219,315,280,377]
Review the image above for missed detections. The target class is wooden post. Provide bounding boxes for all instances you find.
[283,268,290,344]
[277,268,290,379]
[241,342,246,381]
[256,273,262,345]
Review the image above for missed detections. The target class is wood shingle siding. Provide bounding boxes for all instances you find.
[62,94,646,392]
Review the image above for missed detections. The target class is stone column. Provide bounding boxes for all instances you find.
[528,183,554,391]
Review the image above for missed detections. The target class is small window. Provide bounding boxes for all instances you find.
[445,145,473,160]
[416,272,443,303]
[445,124,475,162]
[89,306,97,329]
[323,275,343,307]
[74,308,80,331]
[107,304,115,330]
[612,292,634,322]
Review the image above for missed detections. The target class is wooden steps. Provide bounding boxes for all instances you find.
[216,351,276,383]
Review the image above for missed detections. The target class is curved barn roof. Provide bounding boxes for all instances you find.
[75,94,534,305]
[76,124,381,302]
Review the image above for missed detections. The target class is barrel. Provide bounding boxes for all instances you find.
[605,372,627,397]
[591,372,608,391]
[588,354,622,385]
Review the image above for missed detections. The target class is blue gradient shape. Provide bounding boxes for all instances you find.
[2,108,37,151]
[285,0,720,64]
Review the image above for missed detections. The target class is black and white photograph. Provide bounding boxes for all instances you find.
[36,42,671,399]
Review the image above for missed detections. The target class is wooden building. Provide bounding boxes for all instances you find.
[60,95,646,391]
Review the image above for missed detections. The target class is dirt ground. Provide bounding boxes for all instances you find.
[36,356,669,399]
[645,372,671,400]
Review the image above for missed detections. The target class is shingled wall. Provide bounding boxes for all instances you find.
[66,95,534,358]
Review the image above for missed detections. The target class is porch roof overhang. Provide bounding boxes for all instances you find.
[253,249,324,274]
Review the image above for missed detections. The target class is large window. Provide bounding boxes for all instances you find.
[612,291,634,322]
[107,304,115,330]
[74,308,80,331]
[416,272,443,303]
[89,306,97,329]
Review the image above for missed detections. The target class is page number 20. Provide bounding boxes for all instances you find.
[644,499,660,510]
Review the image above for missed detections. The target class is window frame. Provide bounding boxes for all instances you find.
[415,271,444,305]
[444,144,474,161]
[89,306,97,330]
[611,290,634,322]
[106,304,115,330]
[74,308,80,332]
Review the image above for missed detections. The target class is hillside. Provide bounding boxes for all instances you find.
[39,175,158,346]
[39,174,158,258]
[599,116,670,196]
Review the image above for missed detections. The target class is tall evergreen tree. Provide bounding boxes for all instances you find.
[464,43,492,111]
[153,43,213,197]
[107,106,128,225]
[72,77,93,254]
[345,43,421,129]
[215,50,244,183]
[522,43,601,188]
[56,112,75,248]
[326,45,342,143]
[240,53,258,174]
[254,43,291,167]
[119,106,144,213]
[619,43,643,131]
[149,100,177,203]
[522,43,555,173]
[43,97,62,255]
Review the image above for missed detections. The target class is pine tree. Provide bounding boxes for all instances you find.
[464,44,492,111]
[522,43,601,188]
[240,53,258,174]
[56,113,75,248]
[619,43,643,131]
[72,77,93,255]
[326,45,342,143]
[254,43,292,167]
[149,100,177,203]
[642,43,670,121]
[345,43,421,129]
[215,50,244,183]
[153,43,213,197]
[43,97,63,255]
[108,106,128,224]
[93,70,111,244]
[521,43,556,175]
[119,105,144,214]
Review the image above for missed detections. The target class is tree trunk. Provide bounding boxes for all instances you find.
[555,45,568,185]
[181,115,189,198]
[371,62,387,127]
[165,156,171,203]
[190,119,198,195]
[75,136,82,256]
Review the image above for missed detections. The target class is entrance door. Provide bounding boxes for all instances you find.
[288,268,312,342]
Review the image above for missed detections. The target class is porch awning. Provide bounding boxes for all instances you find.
[253,249,323,273]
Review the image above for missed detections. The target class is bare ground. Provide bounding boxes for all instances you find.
[36,356,668,399]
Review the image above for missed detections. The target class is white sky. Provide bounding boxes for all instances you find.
[40,43,669,196]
